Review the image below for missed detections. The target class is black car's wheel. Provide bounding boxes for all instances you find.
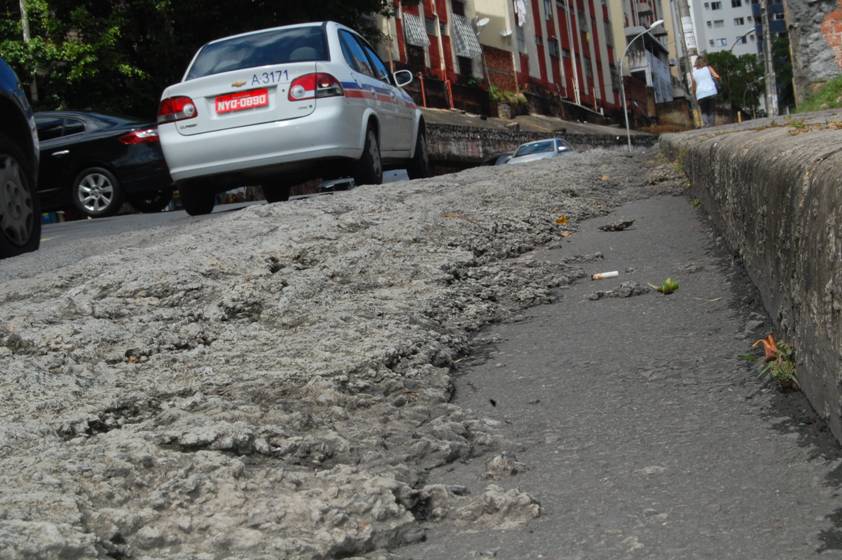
[0,133,40,258]
[129,189,173,213]
[406,125,430,180]
[353,126,383,186]
[262,183,291,203]
[72,166,123,217]
[179,182,215,216]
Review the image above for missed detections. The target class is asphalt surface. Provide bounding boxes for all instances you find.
[0,170,408,283]
[402,196,842,559]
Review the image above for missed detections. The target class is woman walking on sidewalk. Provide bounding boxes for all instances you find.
[692,55,721,128]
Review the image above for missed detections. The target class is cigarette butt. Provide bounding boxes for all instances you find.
[591,271,619,281]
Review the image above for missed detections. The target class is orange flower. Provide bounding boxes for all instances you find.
[753,334,779,362]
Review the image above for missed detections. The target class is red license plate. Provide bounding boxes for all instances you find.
[215,88,269,114]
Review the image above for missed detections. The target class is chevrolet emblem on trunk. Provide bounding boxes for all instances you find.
[231,80,246,88]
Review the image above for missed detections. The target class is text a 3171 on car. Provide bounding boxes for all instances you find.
[157,21,430,216]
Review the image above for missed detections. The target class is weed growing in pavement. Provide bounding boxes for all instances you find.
[752,335,799,391]
[690,197,702,208]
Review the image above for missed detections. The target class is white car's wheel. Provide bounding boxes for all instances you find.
[353,126,383,186]
[407,125,430,180]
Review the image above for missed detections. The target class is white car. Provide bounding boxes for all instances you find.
[506,138,575,165]
[157,21,429,215]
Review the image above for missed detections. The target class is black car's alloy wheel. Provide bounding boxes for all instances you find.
[73,167,123,217]
[0,133,40,257]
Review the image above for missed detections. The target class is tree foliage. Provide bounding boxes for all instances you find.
[707,50,764,115]
[0,0,409,117]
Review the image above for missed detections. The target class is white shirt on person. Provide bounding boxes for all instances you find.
[693,66,717,100]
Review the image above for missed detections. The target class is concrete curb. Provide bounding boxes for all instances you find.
[661,111,842,444]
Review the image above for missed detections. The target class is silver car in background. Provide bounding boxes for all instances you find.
[158,21,430,215]
[506,138,575,165]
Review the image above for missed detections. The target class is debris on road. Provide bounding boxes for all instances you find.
[485,452,526,480]
[587,281,651,300]
[591,270,619,281]
[0,149,687,558]
[650,277,680,294]
[598,219,635,232]
[554,215,569,225]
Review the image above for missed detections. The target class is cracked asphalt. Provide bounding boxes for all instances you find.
[0,150,840,559]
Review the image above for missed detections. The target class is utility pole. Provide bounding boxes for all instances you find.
[18,0,38,103]
[671,0,701,126]
[760,0,778,116]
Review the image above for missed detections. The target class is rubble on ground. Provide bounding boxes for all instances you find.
[0,150,682,558]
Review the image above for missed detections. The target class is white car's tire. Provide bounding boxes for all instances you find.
[353,126,383,186]
[406,126,430,180]
[179,182,215,216]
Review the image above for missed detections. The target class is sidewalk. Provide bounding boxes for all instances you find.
[402,195,842,559]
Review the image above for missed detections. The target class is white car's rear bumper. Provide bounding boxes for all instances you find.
[160,101,362,182]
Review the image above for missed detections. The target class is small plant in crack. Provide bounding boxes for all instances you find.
[752,334,799,391]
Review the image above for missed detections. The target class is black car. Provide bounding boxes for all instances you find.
[35,111,173,217]
[0,58,40,258]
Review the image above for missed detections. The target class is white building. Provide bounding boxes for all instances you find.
[689,0,758,57]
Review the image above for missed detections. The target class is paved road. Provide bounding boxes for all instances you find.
[403,196,842,559]
[1,170,409,282]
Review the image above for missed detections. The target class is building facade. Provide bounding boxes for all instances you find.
[377,0,624,116]
[690,0,759,57]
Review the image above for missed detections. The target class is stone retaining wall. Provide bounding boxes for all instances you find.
[661,113,842,443]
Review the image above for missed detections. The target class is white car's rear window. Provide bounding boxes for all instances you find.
[515,140,555,157]
[186,26,328,80]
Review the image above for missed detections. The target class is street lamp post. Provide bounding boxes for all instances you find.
[729,28,756,53]
[473,17,491,90]
[619,20,664,152]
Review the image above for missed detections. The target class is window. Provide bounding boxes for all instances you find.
[774,12,785,20]
[714,19,724,27]
[740,36,748,44]
[35,117,64,141]
[709,39,715,46]
[339,30,374,76]
[734,17,745,25]
[718,38,728,46]
[731,0,741,6]
[425,17,437,35]
[186,26,327,80]
[703,2,709,7]
[544,0,553,19]
[62,118,85,136]
[406,45,425,72]
[359,40,391,83]
[457,56,473,77]
[451,0,465,16]
[710,1,722,8]
[548,38,560,58]
[706,20,712,27]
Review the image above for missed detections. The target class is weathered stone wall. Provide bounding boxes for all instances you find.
[661,112,842,443]
[427,123,656,165]
[787,0,842,104]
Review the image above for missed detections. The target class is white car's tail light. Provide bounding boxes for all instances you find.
[119,128,159,144]
[288,73,344,102]
[157,96,198,124]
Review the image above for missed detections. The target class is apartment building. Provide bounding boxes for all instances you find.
[377,0,622,116]
[607,0,675,105]
[690,0,758,56]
